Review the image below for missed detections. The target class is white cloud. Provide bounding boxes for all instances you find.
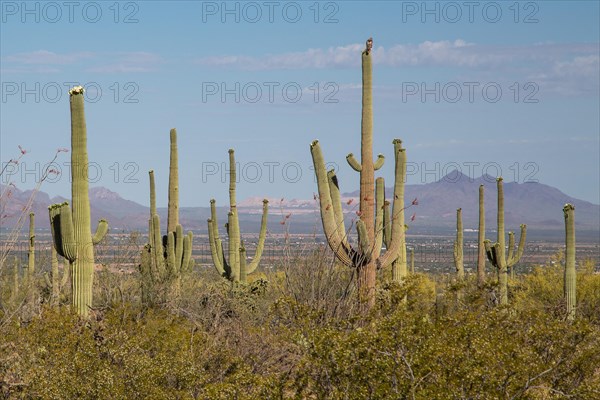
[194,40,597,70]
[86,52,164,73]
[196,44,363,70]
[2,50,164,74]
[553,55,599,78]
[4,50,94,65]
[193,40,599,97]
[528,53,599,96]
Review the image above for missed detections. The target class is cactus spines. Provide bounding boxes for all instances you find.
[484,177,526,306]
[477,184,486,287]
[310,38,407,307]
[563,203,576,320]
[48,87,108,317]
[453,208,464,280]
[208,149,269,283]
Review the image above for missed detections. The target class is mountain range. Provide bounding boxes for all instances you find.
[1,172,598,240]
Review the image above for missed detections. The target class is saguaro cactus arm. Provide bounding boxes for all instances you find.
[346,153,362,172]
[356,219,371,261]
[372,177,385,260]
[373,154,385,171]
[375,139,406,270]
[48,202,76,262]
[151,214,165,276]
[175,224,184,272]
[506,224,527,267]
[383,200,392,248]
[246,199,269,275]
[507,232,515,262]
[182,231,193,273]
[92,219,109,245]
[484,239,496,267]
[310,140,354,267]
[327,170,349,248]
[208,218,229,278]
[209,199,225,268]
[494,242,509,305]
[166,231,176,274]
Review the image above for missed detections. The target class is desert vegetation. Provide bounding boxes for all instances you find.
[1,39,599,399]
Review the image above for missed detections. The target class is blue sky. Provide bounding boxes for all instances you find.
[1,0,599,207]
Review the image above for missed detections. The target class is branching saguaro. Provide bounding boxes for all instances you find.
[484,177,526,306]
[310,38,407,308]
[48,86,108,317]
[208,149,269,283]
[563,203,576,321]
[140,129,194,306]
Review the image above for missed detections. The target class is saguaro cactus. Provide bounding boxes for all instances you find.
[477,185,486,287]
[140,130,194,305]
[310,38,407,307]
[208,149,269,283]
[453,208,464,279]
[48,86,108,317]
[11,256,19,302]
[382,156,409,284]
[25,212,35,284]
[563,203,576,320]
[44,246,69,306]
[167,129,179,232]
[484,177,526,306]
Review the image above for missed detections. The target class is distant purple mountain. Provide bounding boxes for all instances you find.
[0,185,147,231]
[1,172,598,238]
[344,171,599,232]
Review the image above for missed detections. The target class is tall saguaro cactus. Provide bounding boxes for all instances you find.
[208,149,269,283]
[453,208,464,279]
[484,177,526,306]
[167,129,179,232]
[140,129,194,305]
[477,185,486,287]
[310,38,407,307]
[48,86,108,317]
[563,204,576,320]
